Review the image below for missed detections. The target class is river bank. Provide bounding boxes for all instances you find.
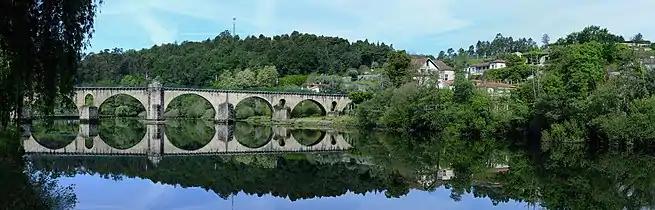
[239,115,357,130]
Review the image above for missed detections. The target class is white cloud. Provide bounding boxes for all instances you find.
[297,0,470,41]
[97,0,176,45]
[134,11,176,44]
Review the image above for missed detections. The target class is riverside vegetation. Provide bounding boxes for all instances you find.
[3,1,655,207]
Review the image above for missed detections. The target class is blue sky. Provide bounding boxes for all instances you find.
[59,174,530,210]
[89,0,655,55]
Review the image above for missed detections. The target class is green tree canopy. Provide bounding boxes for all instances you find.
[0,0,103,128]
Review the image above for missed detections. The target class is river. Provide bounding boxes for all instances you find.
[3,119,654,209]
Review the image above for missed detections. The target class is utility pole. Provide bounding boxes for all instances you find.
[232,17,236,36]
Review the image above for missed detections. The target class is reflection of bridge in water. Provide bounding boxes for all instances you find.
[22,123,351,163]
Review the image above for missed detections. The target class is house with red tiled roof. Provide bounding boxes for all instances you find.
[410,57,454,86]
[467,60,507,76]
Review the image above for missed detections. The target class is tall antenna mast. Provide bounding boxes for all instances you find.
[232,17,236,36]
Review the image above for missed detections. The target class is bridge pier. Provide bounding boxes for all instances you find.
[79,106,98,122]
[215,103,234,122]
[79,123,98,138]
[147,81,164,121]
[147,124,164,166]
[273,109,290,120]
[214,123,233,142]
[146,124,164,156]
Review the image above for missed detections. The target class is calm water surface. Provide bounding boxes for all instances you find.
[14,119,655,209]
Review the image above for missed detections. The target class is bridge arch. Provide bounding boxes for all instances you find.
[164,120,216,150]
[98,93,147,118]
[234,122,273,148]
[163,93,216,119]
[234,96,274,119]
[290,99,327,118]
[29,120,79,149]
[291,129,327,146]
[98,118,147,149]
[30,96,79,118]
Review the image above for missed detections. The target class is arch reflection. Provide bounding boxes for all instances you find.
[23,120,350,156]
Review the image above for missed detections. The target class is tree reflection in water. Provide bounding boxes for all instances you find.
[10,119,655,209]
[0,132,76,210]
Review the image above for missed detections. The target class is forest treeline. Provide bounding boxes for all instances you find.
[77,30,393,87]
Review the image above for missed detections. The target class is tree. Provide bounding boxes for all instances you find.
[348,91,374,104]
[457,48,466,57]
[233,69,256,88]
[467,45,475,57]
[498,53,526,67]
[120,75,145,86]
[447,48,455,57]
[555,25,625,45]
[347,68,360,81]
[0,0,103,129]
[383,50,412,88]
[541,34,550,47]
[631,33,644,43]
[452,72,475,104]
[254,66,279,87]
[437,51,446,60]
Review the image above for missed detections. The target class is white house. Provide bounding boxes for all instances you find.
[411,57,454,86]
[467,60,507,76]
[303,84,321,92]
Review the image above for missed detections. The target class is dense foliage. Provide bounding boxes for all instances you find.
[77,31,394,87]
[0,0,102,129]
[355,26,654,145]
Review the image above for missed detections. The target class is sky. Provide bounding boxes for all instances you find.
[89,0,655,55]
[59,174,529,210]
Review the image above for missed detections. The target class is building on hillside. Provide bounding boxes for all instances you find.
[467,60,507,76]
[303,84,322,92]
[439,80,516,97]
[358,74,383,80]
[410,57,454,86]
[642,56,655,70]
[622,42,651,48]
[437,169,455,180]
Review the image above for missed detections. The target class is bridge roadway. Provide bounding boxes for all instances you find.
[67,81,351,121]
[22,123,351,164]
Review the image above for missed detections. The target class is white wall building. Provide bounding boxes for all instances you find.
[411,57,454,86]
[467,60,507,76]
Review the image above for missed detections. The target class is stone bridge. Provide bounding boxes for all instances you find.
[73,81,351,121]
[22,123,352,164]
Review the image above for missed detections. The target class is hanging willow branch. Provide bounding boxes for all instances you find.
[0,0,103,129]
